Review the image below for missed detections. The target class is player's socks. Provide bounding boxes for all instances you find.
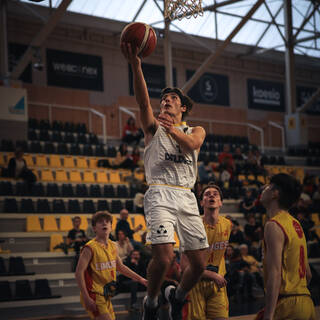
[146,295,158,308]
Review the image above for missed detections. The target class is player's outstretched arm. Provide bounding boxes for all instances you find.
[75,247,97,314]
[120,42,158,137]
[115,251,148,287]
[263,221,285,320]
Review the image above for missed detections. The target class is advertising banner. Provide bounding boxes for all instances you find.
[296,85,320,115]
[47,49,103,91]
[247,78,285,112]
[129,63,177,98]
[0,86,28,122]
[186,71,230,106]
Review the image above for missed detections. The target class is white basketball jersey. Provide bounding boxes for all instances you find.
[144,123,198,189]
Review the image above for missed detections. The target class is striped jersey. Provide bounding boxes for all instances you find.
[144,123,198,189]
[264,211,310,296]
[82,238,117,296]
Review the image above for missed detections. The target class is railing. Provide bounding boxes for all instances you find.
[118,106,265,152]
[28,102,107,144]
[268,121,285,153]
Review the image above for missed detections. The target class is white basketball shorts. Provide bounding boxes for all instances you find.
[144,185,208,252]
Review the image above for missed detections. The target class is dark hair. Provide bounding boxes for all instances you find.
[160,87,193,120]
[200,182,223,201]
[92,211,112,226]
[270,173,301,210]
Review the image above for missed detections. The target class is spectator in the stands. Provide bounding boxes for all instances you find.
[218,144,234,176]
[239,189,256,218]
[118,249,147,312]
[67,216,88,254]
[233,147,245,174]
[239,243,264,290]
[115,209,143,247]
[116,229,134,262]
[8,148,36,186]
[244,215,263,247]
[229,219,245,246]
[244,149,259,175]
[131,145,142,168]
[227,248,254,301]
[114,143,135,170]
[198,156,215,184]
[122,116,143,145]
[312,183,320,212]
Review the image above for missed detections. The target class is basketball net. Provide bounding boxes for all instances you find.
[164,0,203,21]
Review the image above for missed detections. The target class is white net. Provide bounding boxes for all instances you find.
[164,0,203,21]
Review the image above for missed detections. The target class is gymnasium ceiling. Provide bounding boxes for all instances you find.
[18,0,320,60]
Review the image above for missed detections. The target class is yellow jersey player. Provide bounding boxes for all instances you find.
[75,211,147,320]
[255,173,316,320]
[180,183,232,320]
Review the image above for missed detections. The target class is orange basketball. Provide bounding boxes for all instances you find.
[120,22,157,58]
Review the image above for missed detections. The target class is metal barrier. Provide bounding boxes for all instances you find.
[29,102,107,144]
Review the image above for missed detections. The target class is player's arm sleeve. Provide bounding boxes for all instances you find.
[263,221,285,320]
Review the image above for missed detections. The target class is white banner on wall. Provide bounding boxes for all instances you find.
[0,86,28,122]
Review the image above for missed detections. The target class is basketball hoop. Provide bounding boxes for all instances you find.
[164,0,203,21]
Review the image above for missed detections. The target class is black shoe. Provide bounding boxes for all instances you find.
[142,296,159,320]
[167,288,187,320]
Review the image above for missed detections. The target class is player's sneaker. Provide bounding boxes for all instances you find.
[142,296,159,320]
[167,287,187,320]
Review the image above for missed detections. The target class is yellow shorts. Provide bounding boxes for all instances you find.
[80,292,115,320]
[183,280,228,320]
[255,295,316,320]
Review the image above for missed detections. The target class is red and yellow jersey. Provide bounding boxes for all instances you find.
[264,211,310,296]
[83,238,117,296]
[205,216,232,276]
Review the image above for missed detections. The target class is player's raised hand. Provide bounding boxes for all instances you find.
[120,42,140,65]
[158,112,174,133]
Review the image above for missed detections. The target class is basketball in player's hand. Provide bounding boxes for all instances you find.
[120,22,157,58]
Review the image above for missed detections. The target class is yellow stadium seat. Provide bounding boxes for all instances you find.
[26,216,42,232]
[80,216,88,230]
[55,169,68,182]
[109,170,121,184]
[133,215,147,242]
[76,157,88,169]
[111,214,118,231]
[238,174,247,182]
[89,158,98,169]
[35,155,48,167]
[174,232,180,249]
[83,170,95,183]
[50,233,64,252]
[97,171,109,184]
[132,214,147,230]
[311,213,320,226]
[63,156,75,168]
[134,171,145,182]
[49,155,62,168]
[257,175,265,185]
[119,169,131,182]
[43,215,58,232]
[32,169,40,181]
[41,169,54,182]
[59,215,73,231]
[247,174,255,181]
[24,154,34,167]
[70,170,82,183]
[0,153,5,166]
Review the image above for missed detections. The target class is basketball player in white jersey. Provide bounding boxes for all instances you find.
[121,42,208,320]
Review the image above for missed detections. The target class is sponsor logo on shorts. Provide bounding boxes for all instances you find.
[156,225,168,238]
